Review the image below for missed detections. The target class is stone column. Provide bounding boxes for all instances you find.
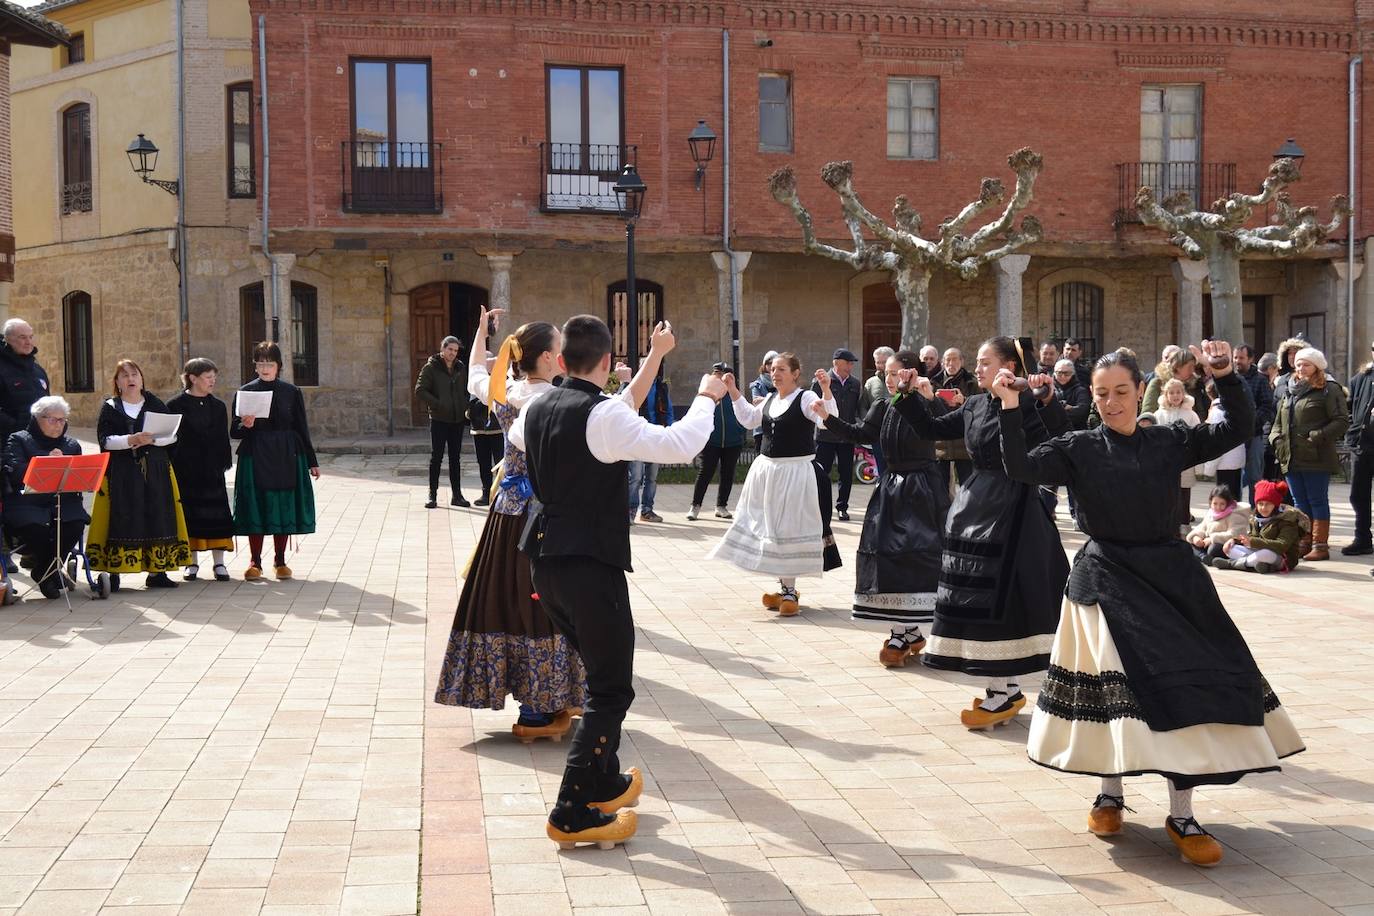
[268,253,296,383]
[484,252,517,326]
[1331,258,1364,378]
[1171,258,1208,347]
[995,254,1030,336]
[710,251,751,371]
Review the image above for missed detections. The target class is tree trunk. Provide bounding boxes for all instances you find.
[894,267,933,351]
[1204,245,1244,346]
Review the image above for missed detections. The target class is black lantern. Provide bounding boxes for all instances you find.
[1273,137,1305,170]
[126,133,179,196]
[126,133,158,177]
[688,119,717,189]
[613,164,646,220]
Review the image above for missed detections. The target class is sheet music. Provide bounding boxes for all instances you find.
[141,412,181,447]
[236,390,273,419]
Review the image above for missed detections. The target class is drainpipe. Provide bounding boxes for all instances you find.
[722,29,741,374]
[382,261,393,436]
[1349,54,1362,381]
[175,0,189,363]
[257,15,278,343]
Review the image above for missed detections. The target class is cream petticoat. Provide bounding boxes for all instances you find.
[708,454,824,577]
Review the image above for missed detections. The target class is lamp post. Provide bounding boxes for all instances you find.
[613,164,647,372]
[125,134,180,196]
[688,119,717,234]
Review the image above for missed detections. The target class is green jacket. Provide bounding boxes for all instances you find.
[1245,504,1309,571]
[1270,380,1349,473]
[415,354,468,424]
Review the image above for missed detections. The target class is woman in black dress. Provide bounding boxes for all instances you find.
[86,359,192,589]
[168,358,234,582]
[232,341,320,580]
[811,349,948,666]
[998,342,1302,868]
[890,336,1069,729]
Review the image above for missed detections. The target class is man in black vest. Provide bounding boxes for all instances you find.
[811,348,863,520]
[511,315,726,849]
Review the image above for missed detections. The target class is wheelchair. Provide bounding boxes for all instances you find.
[2,517,111,606]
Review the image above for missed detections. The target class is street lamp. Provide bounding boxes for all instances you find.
[613,164,648,372]
[126,133,179,196]
[688,119,717,234]
[1273,137,1305,172]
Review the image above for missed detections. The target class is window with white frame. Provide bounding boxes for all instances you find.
[887,78,938,160]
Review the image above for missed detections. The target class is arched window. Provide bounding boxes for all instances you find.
[240,281,319,386]
[61,103,92,214]
[606,280,664,366]
[62,291,94,392]
[1050,282,1104,359]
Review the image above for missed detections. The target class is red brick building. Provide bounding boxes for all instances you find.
[249,0,1372,433]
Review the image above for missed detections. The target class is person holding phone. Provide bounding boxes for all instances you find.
[86,359,192,590]
[687,361,747,520]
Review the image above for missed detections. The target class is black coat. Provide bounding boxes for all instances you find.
[231,379,318,467]
[1348,366,1374,452]
[167,391,235,540]
[0,343,50,442]
[1055,377,1092,431]
[3,419,87,528]
[812,371,862,443]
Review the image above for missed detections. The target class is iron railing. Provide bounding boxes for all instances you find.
[539,142,636,214]
[341,140,442,214]
[1114,161,1236,226]
[61,181,92,215]
[230,166,256,198]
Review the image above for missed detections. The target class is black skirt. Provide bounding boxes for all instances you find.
[924,467,1068,676]
[853,461,947,624]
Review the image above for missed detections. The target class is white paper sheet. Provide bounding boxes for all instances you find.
[141,412,181,448]
[235,390,273,419]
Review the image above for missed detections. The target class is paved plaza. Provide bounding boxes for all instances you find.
[1,456,1373,915]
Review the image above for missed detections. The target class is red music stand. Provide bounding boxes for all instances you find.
[22,453,109,610]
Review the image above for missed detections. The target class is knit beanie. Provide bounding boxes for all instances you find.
[1254,479,1289,505]
[1294,347,1327,372]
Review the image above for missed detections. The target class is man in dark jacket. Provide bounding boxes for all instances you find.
[1062,338,1093,388]
[1053,359,1092,518]
[0,319,50,575]
[1344,343,1374,555]
[1234,345,1276,506]
[0,319,50,444]
[415,335,470,509]
[812,347,863,520]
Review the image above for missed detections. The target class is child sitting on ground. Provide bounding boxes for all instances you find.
[1187,485,1249,562]
[1210,479,1308,574]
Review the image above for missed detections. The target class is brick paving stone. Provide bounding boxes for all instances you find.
[2,470,1374,913]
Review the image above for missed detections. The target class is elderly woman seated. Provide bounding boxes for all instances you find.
[4,396,88,598]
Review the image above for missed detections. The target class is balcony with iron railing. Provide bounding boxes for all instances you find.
[1114,161,1236,227]
[341,141,443,214]
[540,142,637,214]
[61,181,92,215]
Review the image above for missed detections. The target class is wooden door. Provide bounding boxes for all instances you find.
[861,284,901,374]
[410,283,448,425]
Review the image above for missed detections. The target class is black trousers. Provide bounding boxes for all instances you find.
[472,432,502,495]
[814,440,854,511]
[1352,445,1374,544]
[692,444,742,508]
[531,555,635,773]
[428,419,466,495]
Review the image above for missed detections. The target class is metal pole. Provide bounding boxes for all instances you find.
[257,15,278,344]
[1349,54,1363,381]
[626,220,639,373]
[384,263,394,436]
[175,0,189,365]
[721,29,740,375]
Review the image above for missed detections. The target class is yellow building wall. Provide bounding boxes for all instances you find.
[9,0,178,251]
[209,0,252,40]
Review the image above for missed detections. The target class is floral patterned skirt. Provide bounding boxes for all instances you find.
[433,509,587,712]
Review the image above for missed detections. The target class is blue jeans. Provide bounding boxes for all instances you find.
[1240,434,1265,502]
[627,461,658,515]
[1285,470,1331,521]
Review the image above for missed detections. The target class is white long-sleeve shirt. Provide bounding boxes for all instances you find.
[508,382,717,465]
[104,398,178,450]
[731,388,834,431]
[467,356,552,410]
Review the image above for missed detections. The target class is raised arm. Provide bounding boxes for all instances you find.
[890,382,963,439]
[821,399,885,444]
[1181,371,1254,469]
[622,323,675,410]
[998,404,1074,487]
[588,375,726,464]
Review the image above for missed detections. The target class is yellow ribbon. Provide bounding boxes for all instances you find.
[487,333,523,406]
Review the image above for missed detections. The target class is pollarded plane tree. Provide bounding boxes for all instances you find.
[1135,157,1350,347]
[768,149,1044,351]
